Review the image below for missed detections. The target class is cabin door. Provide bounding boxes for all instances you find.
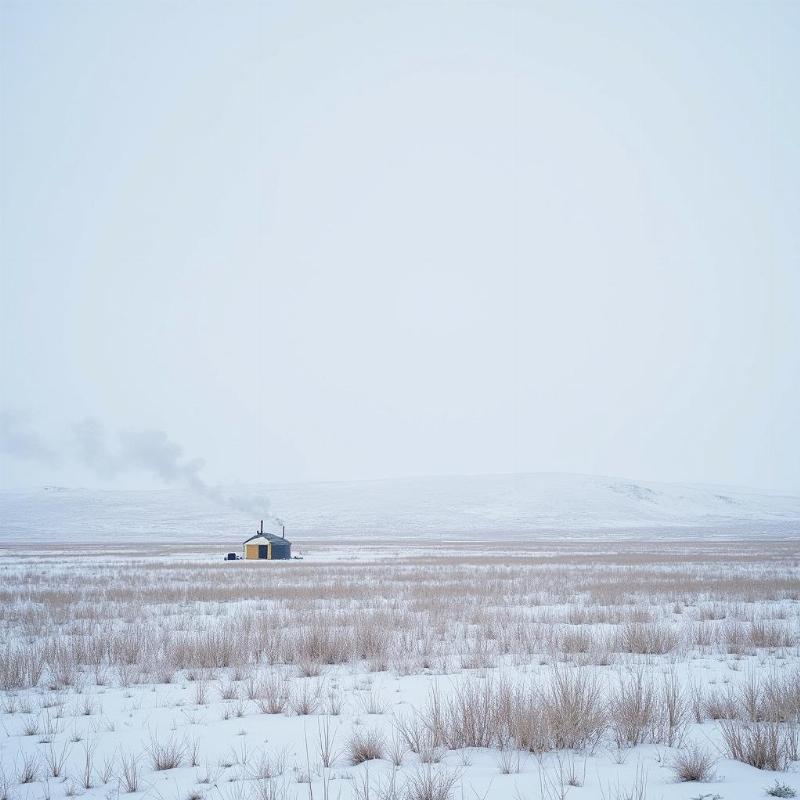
[258,545,268,559]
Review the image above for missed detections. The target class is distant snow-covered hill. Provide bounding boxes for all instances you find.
[1,473,799,543]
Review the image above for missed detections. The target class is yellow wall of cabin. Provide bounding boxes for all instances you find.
[244,542,272,560]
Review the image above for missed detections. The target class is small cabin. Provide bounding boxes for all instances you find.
[243,521,291,560]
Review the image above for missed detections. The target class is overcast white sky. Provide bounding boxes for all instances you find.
[1,1,798,493]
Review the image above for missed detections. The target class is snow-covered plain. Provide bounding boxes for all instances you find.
[1,473,799,543]
[1,479,799,800]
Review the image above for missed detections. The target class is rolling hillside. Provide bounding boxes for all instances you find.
[1,473,799,543]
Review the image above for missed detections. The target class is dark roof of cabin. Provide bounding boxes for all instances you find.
[243,532,292,545]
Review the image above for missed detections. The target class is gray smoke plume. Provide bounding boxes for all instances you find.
[0,410,59,464]
[0,411,278,524]
[74,419,207,489]
[1,411,278,522]
[71,418,277,522]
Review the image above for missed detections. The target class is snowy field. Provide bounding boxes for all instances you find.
[1,534,799,800]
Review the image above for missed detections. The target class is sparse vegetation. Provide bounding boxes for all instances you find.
[146,732,187,771]
[719,719,799,771]
[0,538,798,800]
[347,727,387,765]
[117,751,141,793]
[766,781,797,798]
[669,743,717,782]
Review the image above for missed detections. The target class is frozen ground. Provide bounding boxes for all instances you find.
[1,473,800,542]
[0,534,798,800]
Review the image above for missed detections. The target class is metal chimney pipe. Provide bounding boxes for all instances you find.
[282,525,285,538]
[260,520,263,535]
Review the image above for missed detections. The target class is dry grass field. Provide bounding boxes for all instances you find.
[1,538,798,800]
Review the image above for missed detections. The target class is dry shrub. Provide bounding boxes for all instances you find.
[403,765,459,800]
[437,680,499,749]
[97,751,117,785]
[704,689,737,721]
[0,765,10,800]
[658,670,689,747]
[357,686,388,715]
[146,732,187,771]
[609,667,690,748]
[149,659,175,685]
[254,674,289,714]
[193,679,209,705]
[689,682,705,723]
[15,752,41,784]
[459,636,498,670]
[316,716,341,768]
[117,751,141,793]
[401,678,505,753]
[610,670,657,748]
[20,716,39,736]
[347,727,387,764]
[620,623,679,655]
[765,780,798,798]
[541,668,607,751]
[394,713,444,764]
[716,669,800,726]
[288,679,321,715]
[0,643,45,690]
[43,740,72,778]
[298,660,324,678]
[79,740,97,789]
[506,684,550,754]
[496,746,523,774]
[719,719,799,771]
[397,665,688,757]
[749,621,795,650]
[723,620,749,654]
[295,619,350,665]
[169,629,237,670]
[354,619,391,662]
[558,626,595,655]
[753,669,800,723]
[218,680,239,701]
[44,639,80,689]
[247,750,287,780]
[402,669,607,755]
[669,743,717,782]
[387,733,409,767]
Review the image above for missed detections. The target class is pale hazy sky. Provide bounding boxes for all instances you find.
[1,1,798,492]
